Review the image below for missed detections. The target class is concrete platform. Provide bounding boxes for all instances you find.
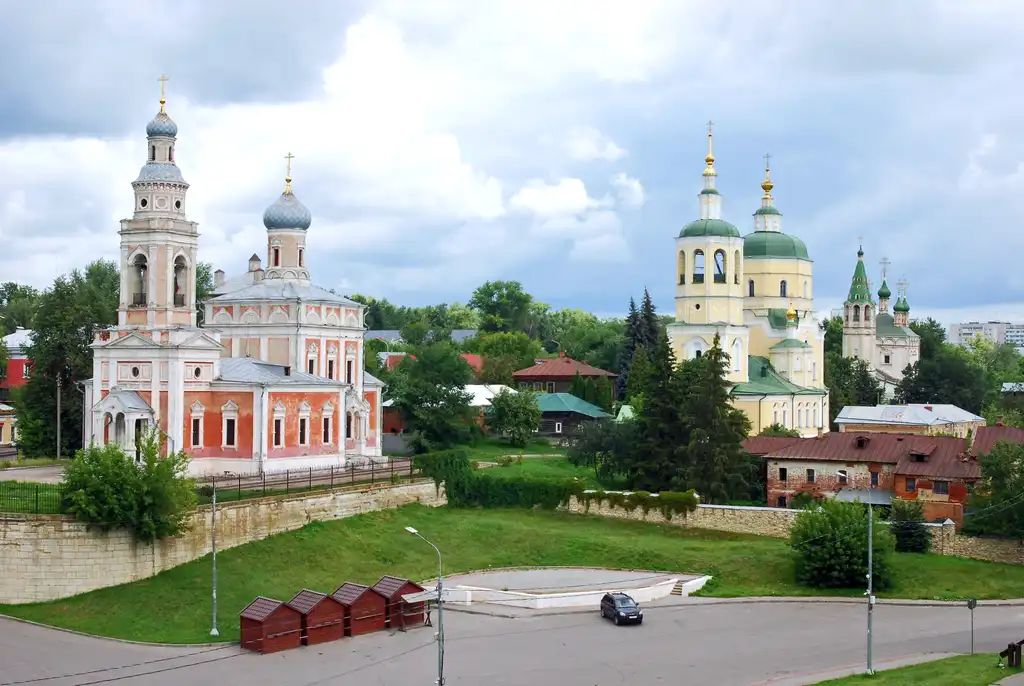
[425,567,709,611]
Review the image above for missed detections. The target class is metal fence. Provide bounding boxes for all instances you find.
[0,458,420,514]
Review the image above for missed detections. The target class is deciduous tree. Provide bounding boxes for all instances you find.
[896,345,988,414]
[485,388,541,447]
[791,499,895,590]
[963,440,1024,540]
[909,318,946,360]
[469,280,534,334]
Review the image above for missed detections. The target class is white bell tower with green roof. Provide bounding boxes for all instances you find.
[842,245,877,361]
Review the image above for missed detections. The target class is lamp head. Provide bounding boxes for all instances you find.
[405,526,418,535]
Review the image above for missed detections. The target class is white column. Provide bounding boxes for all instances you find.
[340,387,347,464]
[167,355,184,456]
[148,244,159,328]
[151,356,161,423]
[360,412,367,455]
[257,387,268,472]
[261,336,269,363]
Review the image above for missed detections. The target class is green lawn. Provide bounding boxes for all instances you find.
[816,653,1018,684]
[478,455,607,488]
[464,438,566,459]
[5,505,1024,644]
[0,457,67,470]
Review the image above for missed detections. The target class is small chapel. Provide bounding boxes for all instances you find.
[841,248,920,399]
[81,81,384,476]
[668,125,829,437]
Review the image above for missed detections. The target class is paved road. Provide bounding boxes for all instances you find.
[2,600,1022,685]
[0,466,63,484]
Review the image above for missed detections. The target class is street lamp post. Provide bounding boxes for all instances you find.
[210,479,219,637]
[836,470,874,675]
[406,526,444,685]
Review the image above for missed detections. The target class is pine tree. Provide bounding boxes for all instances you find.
[632,328,690,490]
[625,345,653,404]
[681,334,752,503]
[616,297,642,398]
[639,287,659,349]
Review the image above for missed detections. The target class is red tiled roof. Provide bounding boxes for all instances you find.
[461,353,483,374]
[287,589,328,615]
[743,436,803,456]
[765,432,962,464]
[331,582,379,606]
[512,353,616,380]
[372,575,422,599]
[240,596,291,622]
[972,425,1024,457]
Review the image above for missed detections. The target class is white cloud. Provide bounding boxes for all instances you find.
[509,178,610,217]
[566,127,626,162]
[610,172,645,207]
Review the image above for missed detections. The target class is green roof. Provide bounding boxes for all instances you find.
[767,308,789,330]
[893,296,910,313]
[753,206,782,216]
[875,312,917,338]
[680,218,741,238]
[731,356,827,397]
[770,338,811,350]
[536,393,611,418]
[743,231,810,259]
[845,250,873,304]
[699,188,720,196]
[877,279,891,299]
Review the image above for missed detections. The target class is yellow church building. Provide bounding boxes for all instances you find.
[667,126,829,437]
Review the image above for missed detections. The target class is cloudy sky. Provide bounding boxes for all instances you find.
[2,0,1023,326]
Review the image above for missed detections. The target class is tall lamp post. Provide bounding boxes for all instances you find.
[406,526,444,685]
[837,469,875,675]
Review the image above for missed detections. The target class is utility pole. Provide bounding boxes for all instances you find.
[56,374,62,460]
[866,484,875,675]
[210,477,219,637]
[407,527,444,685]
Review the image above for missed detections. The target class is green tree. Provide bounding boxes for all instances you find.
[825,354,884,427]
[387,322,476,453]
[759,423,800,438]
[821,315,843,357]
[963,441,1024,540]
[469,280,534,334]
[889,498,931,553]
[62,432,197,543]
[625,344,652,405]
[895,346,988,414]
[194,261,214,326]
[790,499,895,590]
[909,318,946,360]
[0,282,42,335]
[680,334,754,503]
[485,388,541,447]
[964,337,1022,406]
[16,261,119,457]
[566,418,639,487]
[616,298,641,398]
[465,331,543,385]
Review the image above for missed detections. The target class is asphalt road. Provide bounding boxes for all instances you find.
[2,600,1022,685]
[0,466,63,484]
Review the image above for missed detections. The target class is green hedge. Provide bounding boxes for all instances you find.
[415,448,698,516]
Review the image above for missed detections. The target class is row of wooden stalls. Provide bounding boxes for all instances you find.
[239,576,428,654]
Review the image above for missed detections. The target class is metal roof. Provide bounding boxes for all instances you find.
[535,393,611,418]
[96,390,153,413]
[972,425,1024,457]
[836,404,983,427]
[239,596,292,622]
[763,432,964,465]
[512,354,616,379]
[331,582,377,606]
[2,327,32,352]
[287,589,329,615]
[365,329,478,344]
[834,488,893,506]
[742,435,803,456]
[217,358,345,387]
[373,575,420,599]
[209,277,361,306]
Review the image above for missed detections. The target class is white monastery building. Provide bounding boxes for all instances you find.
[81,83,384,476]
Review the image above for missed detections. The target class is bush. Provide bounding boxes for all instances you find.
[579,489,699,520]
[790,499,895,591]
[889,498,931,553]
[61,431,197,543]
[454,472,580,510]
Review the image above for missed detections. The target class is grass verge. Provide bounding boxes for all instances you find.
[464,438,565,460]
[4,506,1024,644]
[0,458,68,470]
[477,455,607,488]
[815,653,1018,684]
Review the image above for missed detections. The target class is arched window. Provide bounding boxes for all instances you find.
[803,281,809,299]
[173,256,188,307]
[853,304,860,322]
[695,349,702,358]
[845,309,850,323]
[795,356,803,372]
[713,250,726,283]
[693,250,705,283]
[814,406,820,427]
[773,407,778,424]
[796,405,803,427]
[150,145,156,161]
[734,250,741,284]
[678,251,686,285]
[272,247,281,267]
[298,248,304,268]
[864,305,871,320]
[130,254,148,305]
[782,407,787,426]
[731,339,742,372]
[748,279,755,297]
[780,280,788,297]
[169,146,174,162]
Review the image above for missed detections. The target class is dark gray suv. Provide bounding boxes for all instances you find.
[599,592,643,625]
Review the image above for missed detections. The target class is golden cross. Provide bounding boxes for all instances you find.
[707,120,714,136]
[284,152,295,193]
[764,152,771,171]
[157,74,169,112]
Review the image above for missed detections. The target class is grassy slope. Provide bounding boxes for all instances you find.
[816,653,1018,685]
[4,505,1024,644]
[478,456,605,488]
[464,439,565,459]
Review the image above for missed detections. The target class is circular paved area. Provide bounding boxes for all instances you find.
[446,567,693,593]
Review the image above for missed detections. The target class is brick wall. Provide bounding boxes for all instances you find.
[0,481,445,605]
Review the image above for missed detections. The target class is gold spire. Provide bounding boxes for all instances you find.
[761,152,774,200]
[157,74,169,113]
[703,119,717,177]
[284,152,295,194]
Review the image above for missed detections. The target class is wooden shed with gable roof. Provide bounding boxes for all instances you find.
[331,582,387,636]
[239,596,302,654]
[372,576,426,630]
[287,589,346,646]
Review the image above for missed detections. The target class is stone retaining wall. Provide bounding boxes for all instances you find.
[567,496,1024,565]
[0,481,445,605]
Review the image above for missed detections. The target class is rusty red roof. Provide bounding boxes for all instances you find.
[331,582,380,606]
[240,596,292,622]
[287,589,328,615]
[512,353,616,380]
[972,425,1024,457]
[743,436,803,456]
[372,575,422,599]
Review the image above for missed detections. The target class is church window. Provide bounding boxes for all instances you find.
[308,359,316,375]
[694,349,702,358]
[150,145,156,161]
[298,248,304,268]
[298,417,308,445]
[803,281,808,299]
[693,250,705,284]
[327,359,335,380]
[224,418,236,448]
[222,401,239,448]
[773,407,778,424]
[131,366,140,378]
[345,412,353,439]
[677,251,685,285]
[734,250,740,284]
[883,354,891,365]
[780,280,787,297]
[273,419,283,447]
[731,339,742,372]
[795,356,802,372]
[173,256,188,307]
[272,247,281,267]
[346,359,354,384]
[175,200,181,210]
[169,146,174,162]
[853,305,860,322]
[748,279,755,297]
[130,254,148,306]
[814,406,820,427]
[191,418,202,448]
[193,366,201,379]
[864,305,871,320]
[812,362,818,381]
[323,416,332,444]
[139,198,148,208]
[713,250,726,283]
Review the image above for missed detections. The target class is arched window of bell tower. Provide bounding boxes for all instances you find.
[713,250,726,283]
[130,255,148,306]
[693,250,705,284]
[734,250,740,284]
[748,279,755,297]
[677,251,685,285]
[853,304,860,322]
[173,256,188,307]
[780,280,788,298]
[150,145,155,162]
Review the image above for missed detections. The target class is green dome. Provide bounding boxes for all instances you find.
[753,206,782,216]
[893,296,910,313]
[877,279,891,299]
[679,218,741,238]
[743,231,810,259]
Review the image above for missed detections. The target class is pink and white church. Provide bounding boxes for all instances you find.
[81,85,384,476]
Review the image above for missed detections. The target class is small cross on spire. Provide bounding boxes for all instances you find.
[157,74,169,112]
[707,119,714,136]
[763,152,771,171]
[284,152,295,193]
[879,256,891,279]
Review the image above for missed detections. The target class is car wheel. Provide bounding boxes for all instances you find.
[637,618,643,625]
[613,615,620,626]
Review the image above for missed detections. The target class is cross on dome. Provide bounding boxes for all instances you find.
[284,152,295,194]
[158,74,169,112]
